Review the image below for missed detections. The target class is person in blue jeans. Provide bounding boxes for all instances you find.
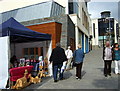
[73,44,85,80]
[49,43,67,82]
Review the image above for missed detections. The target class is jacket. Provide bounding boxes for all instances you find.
[112,48,120,60]
[102,47,113,60]
[73,48,85,63]
[49,46,67,65]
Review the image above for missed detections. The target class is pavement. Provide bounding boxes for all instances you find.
[26,48,119,89]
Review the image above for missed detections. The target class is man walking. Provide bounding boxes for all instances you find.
[73,44,85,80]
[49,43,67,82]
[103,41,113,77]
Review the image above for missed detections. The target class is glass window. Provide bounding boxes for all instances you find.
[23,47,43,60]
[69,1,74,14]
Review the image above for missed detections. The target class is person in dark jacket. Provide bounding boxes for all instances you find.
[10,55,18,68]
[73,44,85,80]
[103,41,113,77]
[49,43,67,82]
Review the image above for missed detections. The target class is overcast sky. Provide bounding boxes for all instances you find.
[88,0,119,21]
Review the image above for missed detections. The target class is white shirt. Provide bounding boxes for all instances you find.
[104,47,112,60]
[65,49,73,59]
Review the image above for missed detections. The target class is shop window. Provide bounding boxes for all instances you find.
[24,48,29,59]
[30,48,34,59]
[23,47,43,60]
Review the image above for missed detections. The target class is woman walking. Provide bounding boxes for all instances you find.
[113,43,120,74]
[73,44,85,80]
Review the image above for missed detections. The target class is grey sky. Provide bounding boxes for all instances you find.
[88,1,119,21]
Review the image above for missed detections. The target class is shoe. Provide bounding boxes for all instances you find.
[104,74,107,77]
[77,78,81,81]
[54,80,58,82]
[76,77,78,79]
[108,74,111,76]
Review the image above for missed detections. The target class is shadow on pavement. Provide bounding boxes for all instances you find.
[97,68,115,74]
[81,70,86,78]
[118,76,120,90]
[92,77,118,89]
[64,69,86,80]
[63,70,73,80]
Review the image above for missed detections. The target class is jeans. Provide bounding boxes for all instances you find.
[53,64,63,81]
[104,60,112,75]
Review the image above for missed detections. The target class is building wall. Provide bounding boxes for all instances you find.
[67,15,76,50]
[119,24,120,44]
[21,14,75,50]
[69,13,90,53]
[91,18,118,47]
[91,19,99,46]
[27,22,62,49]
[0,1,65,23]
[114,20,118,43]
[41,0,91,52]
[68,0,90,53]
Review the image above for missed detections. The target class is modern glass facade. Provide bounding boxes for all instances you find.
[68,0,79,15]
[98,18,114,37]
[0,1,65,23]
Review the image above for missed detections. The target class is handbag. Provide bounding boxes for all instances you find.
[73,61,76,67]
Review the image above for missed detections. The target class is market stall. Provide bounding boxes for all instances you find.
[0,17,52,89]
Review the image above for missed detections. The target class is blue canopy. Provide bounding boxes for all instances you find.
[0,17,51,43]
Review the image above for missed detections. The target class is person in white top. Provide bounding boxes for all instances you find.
[103,41,113,77]
[65,46,73,70]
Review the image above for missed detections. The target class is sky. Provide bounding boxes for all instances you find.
[0,0,49,13]
[0,0,119,21]
[88,0,119,21]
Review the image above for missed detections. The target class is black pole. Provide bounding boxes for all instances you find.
[103,34,104,48]
[14,42,16,55]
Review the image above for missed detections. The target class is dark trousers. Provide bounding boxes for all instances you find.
[76,62,83,79]
[104,60,112,75]
[53,64,63,81]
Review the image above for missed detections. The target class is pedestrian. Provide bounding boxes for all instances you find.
[65,46,73,71]
[60,60,67,79]
[112,43,120,74]
[10,55,18,68]
[49,43,67,82]
[73,44,85,80]
[103,41,113,77]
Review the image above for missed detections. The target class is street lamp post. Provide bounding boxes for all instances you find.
[103,34,104,48]
[106,17,112,45]
[108,18,111,44]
